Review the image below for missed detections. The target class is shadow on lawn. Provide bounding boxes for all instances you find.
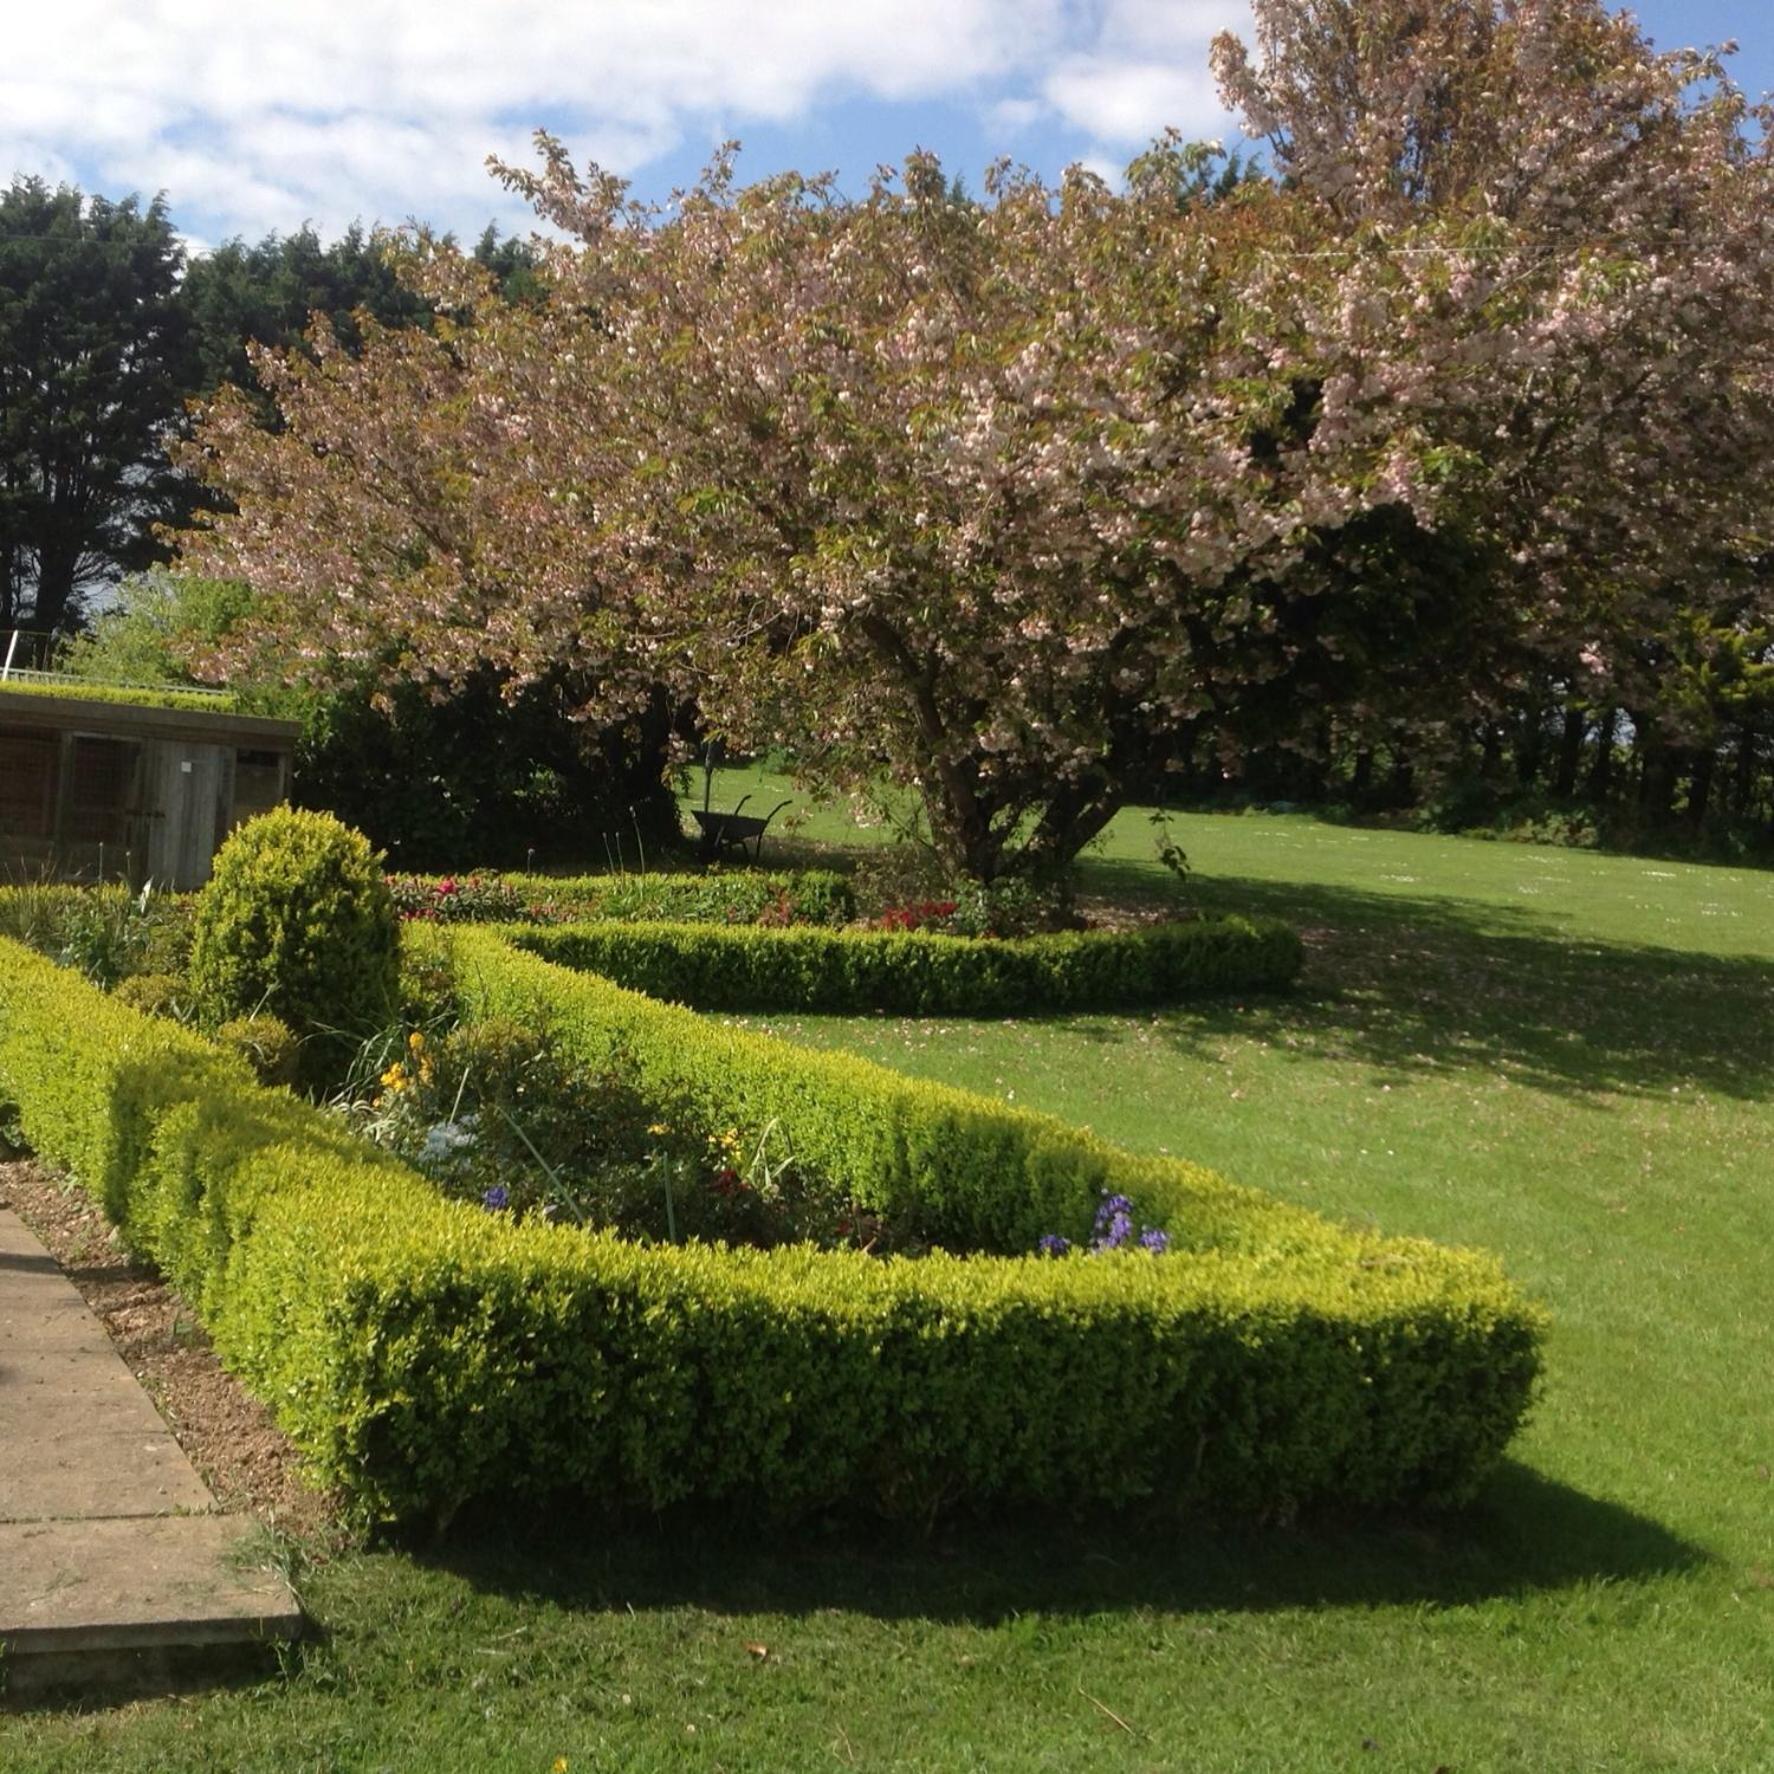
[427,1461,1703,1627]
[1071,858,1774,1102]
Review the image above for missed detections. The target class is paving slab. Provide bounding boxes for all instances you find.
[0,1516,297,1652]
[0,1208,303,1697]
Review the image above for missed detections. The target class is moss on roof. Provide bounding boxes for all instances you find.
[0,676,243,716]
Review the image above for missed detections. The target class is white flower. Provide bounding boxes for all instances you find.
[420,1119,478,1164]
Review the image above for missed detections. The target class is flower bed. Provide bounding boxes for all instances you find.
[387,868,855,927]
[0,927,1545,1530]
[342,1020,901,1254]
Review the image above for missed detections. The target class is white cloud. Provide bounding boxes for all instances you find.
[3,0,1252,243]
[1044,56,1229,143]
[988,97,1047,136]
[1042,0,1249,145]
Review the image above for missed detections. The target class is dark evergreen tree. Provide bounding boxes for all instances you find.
[0,178,189,635]
[180,221,542,402]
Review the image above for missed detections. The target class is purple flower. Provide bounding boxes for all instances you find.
[1093,1192,1134,1231]
[1138,1227,1171,1255]
[1093,1210,1134,1251]
[1037,1234,1072,1258]
[481,1185,510,1211]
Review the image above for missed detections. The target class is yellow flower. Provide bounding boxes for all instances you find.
[553,1759,570,1774]
[648,1123,671,1137]
[380,1062,407,1091]
[408,1030,427,1052]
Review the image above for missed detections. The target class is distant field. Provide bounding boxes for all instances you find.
[11,798,1772,1772]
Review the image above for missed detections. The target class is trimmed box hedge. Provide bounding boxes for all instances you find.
[0,930,1545,1530]
[505,913,1303,1016]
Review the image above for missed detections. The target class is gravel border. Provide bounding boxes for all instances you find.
[0,1156,343,1549]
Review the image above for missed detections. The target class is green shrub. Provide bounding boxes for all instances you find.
[944,878,1068,938]
[503,915,1302,1018]
[217,1013,301,1088]
[0,930,1545,1530]
[397,921,462,1024]
[113,971,193,1021]
[188,809,398,1084]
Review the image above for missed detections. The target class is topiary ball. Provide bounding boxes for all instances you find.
[188,808,398,1086]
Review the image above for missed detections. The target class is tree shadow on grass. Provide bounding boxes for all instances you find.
[1068,859,1774,1102]
[424,1461,1704,1629]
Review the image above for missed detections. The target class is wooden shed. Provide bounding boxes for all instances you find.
[0,679,300,890]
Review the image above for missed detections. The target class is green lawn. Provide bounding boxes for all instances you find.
[9,808,1773,1771]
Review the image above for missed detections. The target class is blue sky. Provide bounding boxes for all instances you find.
[4,2,1769,254]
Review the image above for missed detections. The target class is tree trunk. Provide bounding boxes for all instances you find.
[1514,713,1545,788]
[1686,749,1715,830]
[1635,717,1677,827]
[858,612,998,881]
[1731,725,1759,822]
[1013,776,1125,883]
[26,550,79,637]
[1553,706,1585,797]
[1387,745,1414,805]
[1587,706,1618,800]
[1479,723,1503,779]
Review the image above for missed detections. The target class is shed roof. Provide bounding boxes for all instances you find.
[0,678,300,747]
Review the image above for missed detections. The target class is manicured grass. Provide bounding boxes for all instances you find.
[9,809,1772,1770]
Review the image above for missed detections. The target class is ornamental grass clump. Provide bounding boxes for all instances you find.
[189,808,398,1089]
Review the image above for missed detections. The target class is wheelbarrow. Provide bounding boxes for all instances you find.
[692,794,791,864]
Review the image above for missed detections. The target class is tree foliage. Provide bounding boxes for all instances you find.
[180,220,541,402]
[0,177,189,636]
[64,568,678,869]
[178,0,1774,879]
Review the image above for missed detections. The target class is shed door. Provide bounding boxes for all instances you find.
[64,735,144,882]
[147,745,232,889]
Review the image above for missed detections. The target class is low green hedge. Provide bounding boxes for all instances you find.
[0,930,1545,1530]
[506,914,1302,1016]
[390,868,855,927]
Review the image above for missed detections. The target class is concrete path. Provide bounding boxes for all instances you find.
[0,1208,302,1698]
